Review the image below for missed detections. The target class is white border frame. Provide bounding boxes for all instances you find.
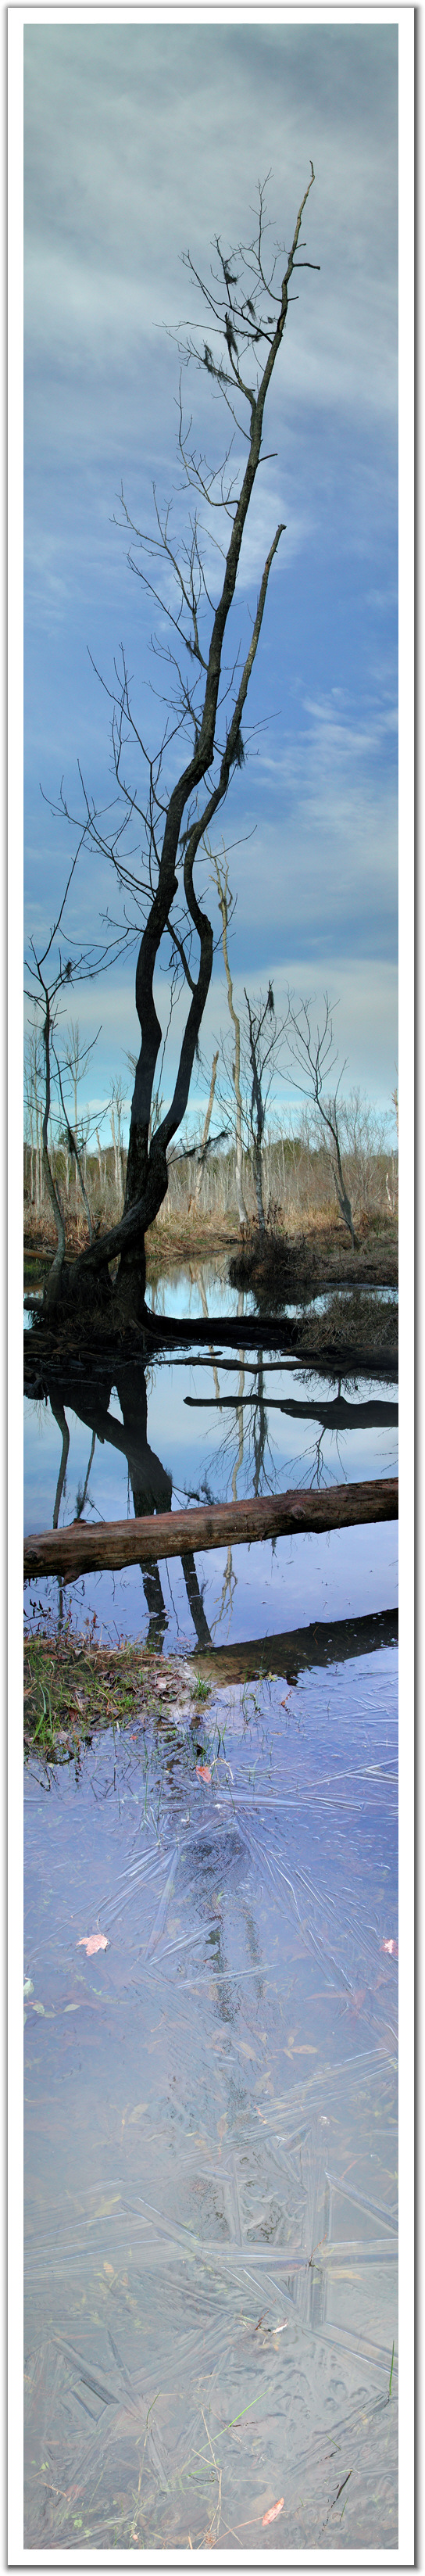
[9,7,414,2565]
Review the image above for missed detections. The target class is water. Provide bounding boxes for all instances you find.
[24,1258,398,1653]
[24,1651,398,2553]
[23,1256,398,2549]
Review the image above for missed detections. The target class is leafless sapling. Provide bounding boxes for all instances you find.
[284,994,358,1248]
[209,837,248,1227]
[243,983,285,1232]
[24,854,129,1306]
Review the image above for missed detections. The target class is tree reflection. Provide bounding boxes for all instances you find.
[41,1357,212,1652]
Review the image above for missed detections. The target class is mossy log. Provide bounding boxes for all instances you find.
[24,1475,398,1584]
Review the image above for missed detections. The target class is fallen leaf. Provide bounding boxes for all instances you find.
[196,1763,212,1782]
[77,1933,109,1956]
[103,2261,115,2278]
[381,1937,398,1958]
[262,2497,284,2526]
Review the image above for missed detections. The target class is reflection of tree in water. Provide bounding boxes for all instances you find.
[190,1352,397,1507]
[43,1357,212,1652]
[39,1277,396,1650]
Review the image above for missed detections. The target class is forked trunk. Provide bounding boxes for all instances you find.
[112,1119,169,1322]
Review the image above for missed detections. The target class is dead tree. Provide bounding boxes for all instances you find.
[244,984,284,1231]
[45,170,318,1318]
[192,1051,220,1208]
[61,1021,100,1219]
[284,994,358,1248]
[209,840,248,1226]
[25,854,129,1307]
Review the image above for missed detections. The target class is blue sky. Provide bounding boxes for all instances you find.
[24,16,398,1135]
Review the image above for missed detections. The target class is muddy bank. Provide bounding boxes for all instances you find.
[228,1224,398,1302]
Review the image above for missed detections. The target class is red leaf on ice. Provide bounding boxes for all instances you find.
[196,1764,212,1783]
[262,2497,284,2525]
[77,1933,109,1956]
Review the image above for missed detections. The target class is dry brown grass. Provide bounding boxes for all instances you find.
[295,1289,398,1356]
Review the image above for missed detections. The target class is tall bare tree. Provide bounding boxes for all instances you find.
[193,1051,220,1208]
[244,983,284,1231]
[47,170,318,1318]
[284,993,358,1248]
[25,854,128,1306]
[209,840,248,1226]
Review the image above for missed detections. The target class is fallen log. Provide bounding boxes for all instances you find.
[24,1475,398,1584]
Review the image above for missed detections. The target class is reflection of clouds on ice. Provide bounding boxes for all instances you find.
[23,1626,398,2549]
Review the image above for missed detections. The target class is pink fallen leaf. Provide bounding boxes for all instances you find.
[381,1937,398,1958]
[77,1933,109,1956]
[262,2497,284,2525]
[196,1763,212,1783]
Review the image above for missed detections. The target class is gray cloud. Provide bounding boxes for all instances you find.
[23,20,398,1120]
[24,20,398,461]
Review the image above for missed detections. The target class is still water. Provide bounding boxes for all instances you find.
[23,1260,398,2550]
[24,1260,397,1654]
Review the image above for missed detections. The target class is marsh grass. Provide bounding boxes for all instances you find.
[23,1635,202,1758]
[295,1290,398,1356]
[228,1223,398,1303]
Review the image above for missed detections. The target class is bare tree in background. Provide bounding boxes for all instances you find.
[45,169,318,1318]
[284,994,358,1249]
[24,1022,45,1216]
[244,983,284,1232]
[62,1022,100,1216]
[209,840,248,1225]
[25,855,128,1307]
[192,1051,220,1208]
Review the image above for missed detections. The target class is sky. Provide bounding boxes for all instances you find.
[23,13,398,1140]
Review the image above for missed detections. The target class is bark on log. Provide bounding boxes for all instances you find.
[24,1475,398,1583]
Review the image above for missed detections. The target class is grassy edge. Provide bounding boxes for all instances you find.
[23,1635,209,1759]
